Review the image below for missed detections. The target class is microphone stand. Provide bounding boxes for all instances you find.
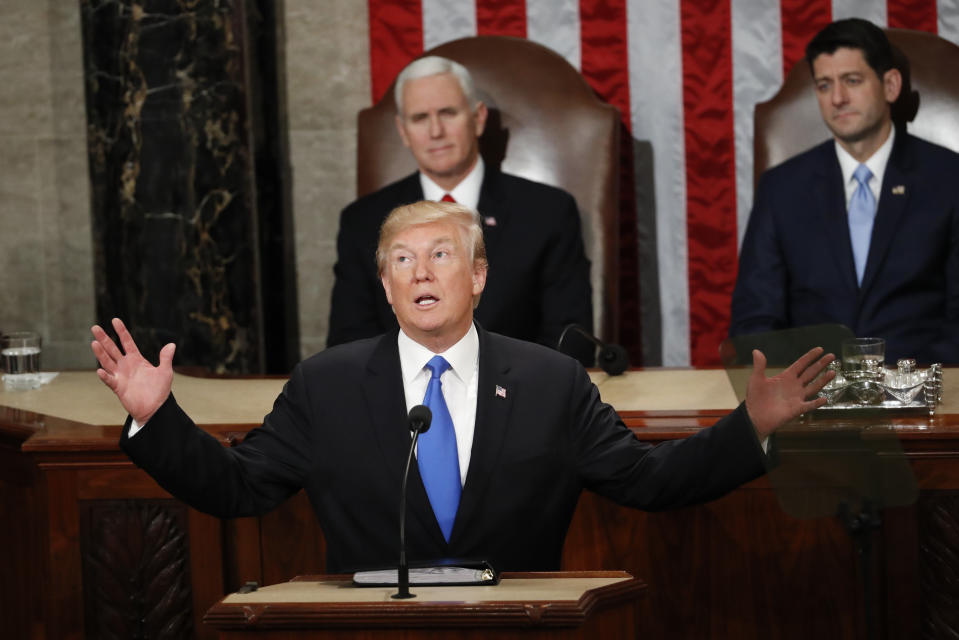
[392,405,431,599]
[557,323,629,375]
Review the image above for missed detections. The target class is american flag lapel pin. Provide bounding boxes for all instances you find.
[891,185,905,195]
[495,385,507,399]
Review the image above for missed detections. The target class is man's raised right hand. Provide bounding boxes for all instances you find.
[90,318,175,426]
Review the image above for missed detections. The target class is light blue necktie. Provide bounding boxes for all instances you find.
[418,356,461,542]
[849,164,876,285]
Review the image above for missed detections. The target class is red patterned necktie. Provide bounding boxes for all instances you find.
[441,193,456,203]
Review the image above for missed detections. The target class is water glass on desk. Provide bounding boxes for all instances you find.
[2,331,42,391]
[842,337,885,372]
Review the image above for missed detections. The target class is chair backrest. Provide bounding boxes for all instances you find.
[754,28,959,184]
[357,36,621,342]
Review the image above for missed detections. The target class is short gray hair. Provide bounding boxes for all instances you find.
[394,56,479,113]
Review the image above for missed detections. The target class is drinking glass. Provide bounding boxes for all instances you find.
[1,331,42,391]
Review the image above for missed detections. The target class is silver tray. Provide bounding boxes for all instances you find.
[813,398,931,416]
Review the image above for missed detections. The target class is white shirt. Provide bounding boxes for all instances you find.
[836,126,895,211]
[398,323,480,486]
[419,156,484,210]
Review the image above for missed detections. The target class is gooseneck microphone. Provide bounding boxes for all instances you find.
[392,404,432,599]
[557,323,630,375]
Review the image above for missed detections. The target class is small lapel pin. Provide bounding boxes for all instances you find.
[495,385,507,399]
[483,216,497,227]
[891,185,905,195]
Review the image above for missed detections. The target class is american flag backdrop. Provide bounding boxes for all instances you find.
[364,0,959,367]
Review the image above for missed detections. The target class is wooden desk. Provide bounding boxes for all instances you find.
[3,370,959,639]
[203,571,644,639]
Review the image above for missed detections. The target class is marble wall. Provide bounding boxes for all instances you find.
[285,1,369,359]
[0,1,95,370]
[0,1,368,371]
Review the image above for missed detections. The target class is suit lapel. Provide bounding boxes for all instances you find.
[360,331,447,548]
[860,133,913,294]
[816,145,860,293]
[450,324,514,543]
[476,170,512,254]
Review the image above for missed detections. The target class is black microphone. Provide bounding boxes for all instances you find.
[392,404,432,599]
[557,323,629,375]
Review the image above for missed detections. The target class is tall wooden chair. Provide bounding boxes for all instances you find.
[754,28,959,183]
[356,36,621,343]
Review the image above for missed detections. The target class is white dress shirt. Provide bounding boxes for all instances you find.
[398,323,480,487]
[836,126,895,211]
[419,157,484,210]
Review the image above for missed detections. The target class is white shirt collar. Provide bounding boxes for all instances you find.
[397,322,479,388]
[418,156,485,210]
[835,126,895,200]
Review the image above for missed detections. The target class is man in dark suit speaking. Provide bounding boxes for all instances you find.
[328,55,593,363]
[730,18,959,364]
[92,201,834,573]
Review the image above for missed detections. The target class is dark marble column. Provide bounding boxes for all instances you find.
[81,0,296,374]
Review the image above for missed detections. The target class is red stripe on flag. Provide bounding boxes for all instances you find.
[367,0,424,104]
[681,0,737,366]
[579,0,631,129]
[476,0,527,37]
[579,0,642,363]
[780,0,832,78]
[888,0,938,33]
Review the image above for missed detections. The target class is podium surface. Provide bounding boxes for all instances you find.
[204,571,643,639]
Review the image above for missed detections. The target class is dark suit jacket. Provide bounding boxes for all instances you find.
[121,326,766,573]
[731,131,959,364]
[327,169,594,362]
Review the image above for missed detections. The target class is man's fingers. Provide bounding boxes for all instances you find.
[95,367,117,391]
[801,396,828,413]
[90,341,116,374]
[799,353,836,385]
[786,346,825,377]
[157,343,176,369]
[751,349,767,376]
[91,324,125,363]
[112,317,141,357]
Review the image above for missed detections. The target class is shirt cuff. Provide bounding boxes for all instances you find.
[128,417,144,438]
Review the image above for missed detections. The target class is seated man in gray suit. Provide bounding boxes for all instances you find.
[731,18,959,364]
[92,200,834,573]
[328,55,594,363]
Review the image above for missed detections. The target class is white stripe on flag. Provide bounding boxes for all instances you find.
[526,0,581,70]
[941,0,959,45]
[422,0,477,51]
[832,0,886,24]
[626,0,689,366]
[731,0,782,246]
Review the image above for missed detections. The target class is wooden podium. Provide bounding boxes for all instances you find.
[203,571,644,639]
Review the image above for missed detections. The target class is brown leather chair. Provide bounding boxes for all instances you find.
[754,28,959,184]
[356,36,621,343]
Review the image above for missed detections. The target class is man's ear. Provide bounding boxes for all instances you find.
[472,263,487,296]
[473,101,488,138]
[883,67,903,104]
[395,115,411,149]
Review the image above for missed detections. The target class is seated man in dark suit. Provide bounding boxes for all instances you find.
[91,200,834,574]
[730,18,959,364]
[328,55,594,363]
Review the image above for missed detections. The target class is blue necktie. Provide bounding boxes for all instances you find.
[418,356,461,542]
[849,164,876,285]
